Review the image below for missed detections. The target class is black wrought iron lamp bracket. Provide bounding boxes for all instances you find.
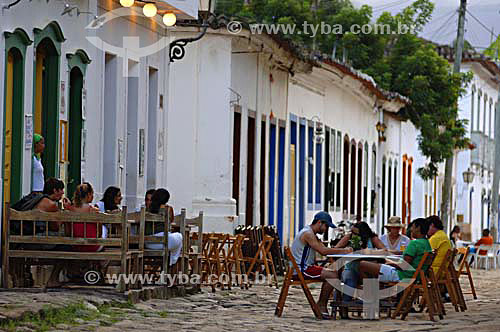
[169,23,209,63]
[169,13,229,63]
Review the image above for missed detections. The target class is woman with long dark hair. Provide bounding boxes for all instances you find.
[335,221,385,250]
[145,188,182,266]
[335,221,385,314]
[95,186,122,212]
[449,226,461,246]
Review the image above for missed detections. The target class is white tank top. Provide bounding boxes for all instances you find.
[32,156,44,192]
[291,226,316,271]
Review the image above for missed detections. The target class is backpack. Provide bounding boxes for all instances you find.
[11,192,46,211]
[10,193,49,235]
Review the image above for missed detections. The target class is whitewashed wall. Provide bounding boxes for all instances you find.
[0,0,191,212]
[455,62,499,241]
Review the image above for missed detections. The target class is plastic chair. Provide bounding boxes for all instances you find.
[474,245,496,270]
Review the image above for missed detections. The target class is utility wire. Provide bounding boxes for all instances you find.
[372,0,412,13]
[429,11,457,41]
[466,8,499,41]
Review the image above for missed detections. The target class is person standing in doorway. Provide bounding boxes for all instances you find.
[31,134,45,193]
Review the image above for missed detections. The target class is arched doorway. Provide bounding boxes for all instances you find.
[343,135,350,215]
[350,140,356,217]
[66,50,91,199]
[3,29,31,207]
[67,68,83,198]
[33,22,65,181]
[356,142,363,220]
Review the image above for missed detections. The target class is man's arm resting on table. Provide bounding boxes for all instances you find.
[302,232,352,256]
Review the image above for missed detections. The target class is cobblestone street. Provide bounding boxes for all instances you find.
[1,269,500,331]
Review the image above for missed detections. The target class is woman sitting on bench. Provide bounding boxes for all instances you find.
[72,182,104,252]
[145,188,183,266]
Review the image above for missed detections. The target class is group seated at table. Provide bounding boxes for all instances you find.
[357,218,432,284]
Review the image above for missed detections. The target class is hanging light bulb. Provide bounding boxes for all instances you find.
[143,3,157,17]
[119,0,134,7]
[163,12,176,26]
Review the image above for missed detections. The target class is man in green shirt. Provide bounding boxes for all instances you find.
[359,218,432,282]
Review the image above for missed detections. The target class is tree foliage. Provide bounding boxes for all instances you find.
[485,35,500,60]
[215,0,472,179]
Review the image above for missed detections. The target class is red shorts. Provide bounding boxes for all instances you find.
[302,265,323,279]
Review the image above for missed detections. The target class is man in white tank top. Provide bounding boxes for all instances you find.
[291,211,353,319]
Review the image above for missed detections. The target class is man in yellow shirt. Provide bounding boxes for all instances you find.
[427,215,452,274]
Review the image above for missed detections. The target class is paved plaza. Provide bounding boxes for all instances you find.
[1,269,499,331]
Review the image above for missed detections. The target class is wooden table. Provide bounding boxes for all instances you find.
[328,254,402,260]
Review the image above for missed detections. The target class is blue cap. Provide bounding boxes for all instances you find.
[314,211,336,228]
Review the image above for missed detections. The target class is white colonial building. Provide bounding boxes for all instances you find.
[434,45,500,242]
[0,0,198,247]
[167,25,436,246]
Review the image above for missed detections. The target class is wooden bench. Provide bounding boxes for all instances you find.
[128,207,172,279]
[2,204,141,291]
[127,208,203,287]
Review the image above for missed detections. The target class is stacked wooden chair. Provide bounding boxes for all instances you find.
[245,234,279,288]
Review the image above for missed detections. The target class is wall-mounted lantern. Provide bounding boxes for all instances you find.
[463,167,475,184]
[375,121,387,142]
[311,116,324,144]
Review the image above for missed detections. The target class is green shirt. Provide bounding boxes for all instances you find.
[397,238,432,280]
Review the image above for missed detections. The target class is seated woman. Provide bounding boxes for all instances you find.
[145,188,183,266]
[336,221,386,250]
[335,222,386,312]
[95,186,122,213]
[95,186,123,237]
[358,218,432,283]
[71,182,103,252]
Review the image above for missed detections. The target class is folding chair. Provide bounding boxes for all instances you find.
[457,247,477,299]
[274,247,322,319]
[245,235,278,288]
[446,249,467,312]
[227,234,248,289]
[432,249,458,313]
[206,233,231,290]
[391,252,439,321]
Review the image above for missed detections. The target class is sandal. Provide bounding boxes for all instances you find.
[321,312,332,320]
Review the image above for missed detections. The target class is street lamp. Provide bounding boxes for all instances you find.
[463,167,475,184]
[311,116,324,144]
[463,167,475,225]
[375,121,387,142]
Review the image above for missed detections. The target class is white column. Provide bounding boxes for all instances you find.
[192,35,237,233]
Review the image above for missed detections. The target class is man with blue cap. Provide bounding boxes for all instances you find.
[291,211,352,319]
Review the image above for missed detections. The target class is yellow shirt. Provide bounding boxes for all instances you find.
[429,230,452,274]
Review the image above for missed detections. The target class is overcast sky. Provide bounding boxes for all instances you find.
[352,0,500,51]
